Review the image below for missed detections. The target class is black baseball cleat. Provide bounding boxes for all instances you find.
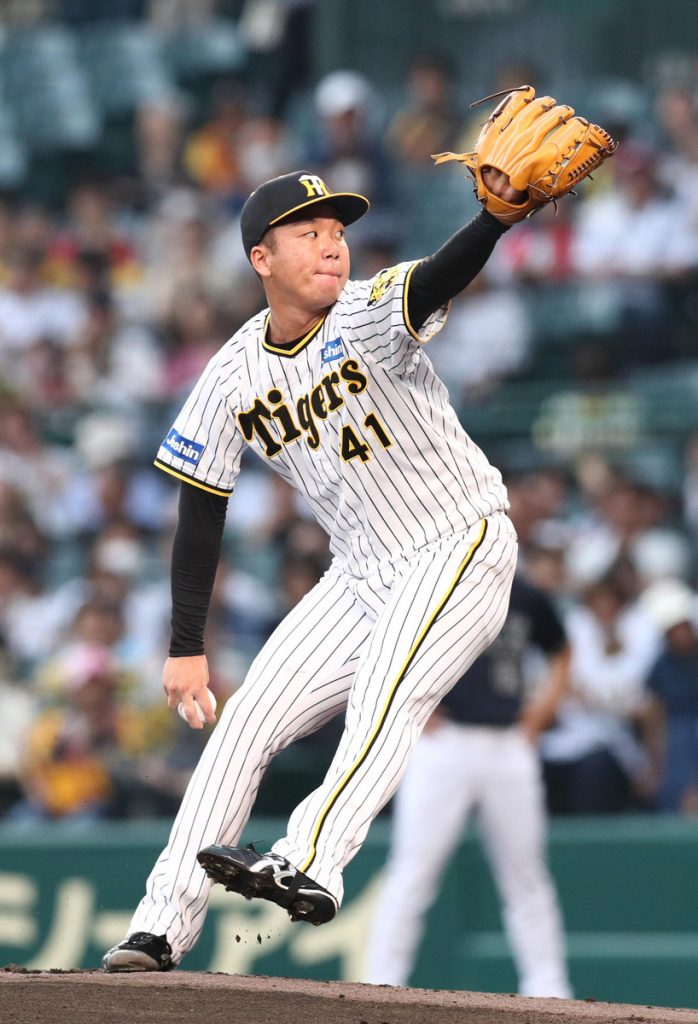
[197,844,338,926]
[102,932,174,972]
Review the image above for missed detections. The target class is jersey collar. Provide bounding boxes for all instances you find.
[262,312,327,357]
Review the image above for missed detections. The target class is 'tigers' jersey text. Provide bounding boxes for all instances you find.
[238,357,368,457]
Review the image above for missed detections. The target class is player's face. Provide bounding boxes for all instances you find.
[255,208,350,313]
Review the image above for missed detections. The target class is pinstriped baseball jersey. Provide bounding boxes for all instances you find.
[155,260,508,577]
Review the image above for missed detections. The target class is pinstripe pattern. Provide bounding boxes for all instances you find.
[274,513,516,900]
[128,514,516,958]
[131,566,370,956]
[298,519,488,875]
[154,262,508,579]
[125,258,518,963]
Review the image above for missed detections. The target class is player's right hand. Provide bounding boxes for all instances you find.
[162,654,217,730]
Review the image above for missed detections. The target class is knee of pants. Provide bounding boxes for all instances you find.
[220,673,345,763]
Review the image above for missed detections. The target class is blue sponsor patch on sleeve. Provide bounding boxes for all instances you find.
[163,429,205,464]
[321,338,345,364]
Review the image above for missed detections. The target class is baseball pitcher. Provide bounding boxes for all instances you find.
[103,86,615,972]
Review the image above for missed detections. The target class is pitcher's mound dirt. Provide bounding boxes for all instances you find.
[2,969,698,1024]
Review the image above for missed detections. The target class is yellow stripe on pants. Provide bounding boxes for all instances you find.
[300,518,488,873]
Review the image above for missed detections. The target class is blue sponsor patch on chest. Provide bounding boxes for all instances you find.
[163,429,204,464]
[321,338,345,364]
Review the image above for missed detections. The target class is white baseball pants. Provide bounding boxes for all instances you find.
[363,720,572,998]
[128,512,517,963]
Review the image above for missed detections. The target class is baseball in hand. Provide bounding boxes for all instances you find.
[178,691,217,724]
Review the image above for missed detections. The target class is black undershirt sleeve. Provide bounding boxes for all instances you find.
[169,482,229,657]
[407,209,509,332]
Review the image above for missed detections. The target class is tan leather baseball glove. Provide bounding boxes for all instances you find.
[432,85,617,223]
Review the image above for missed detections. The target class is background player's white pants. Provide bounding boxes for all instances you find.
[128,513,516,963]
[363,721,572,998]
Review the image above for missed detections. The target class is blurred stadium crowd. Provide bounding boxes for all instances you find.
[1,0,698,828]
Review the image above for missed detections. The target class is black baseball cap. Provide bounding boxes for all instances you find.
[240,170,370,259]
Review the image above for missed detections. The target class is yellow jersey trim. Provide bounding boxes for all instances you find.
[300,518,489,874]
[153,459,232,497]
[403,260,452,344]
[403,261,427,343]
[262,312,327,357]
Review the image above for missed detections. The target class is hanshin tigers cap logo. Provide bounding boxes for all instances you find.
[240,171,369,259]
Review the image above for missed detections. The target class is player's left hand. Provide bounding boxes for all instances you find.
[481,167,527,207]
[433,85,617,223]
[163,654,217,730]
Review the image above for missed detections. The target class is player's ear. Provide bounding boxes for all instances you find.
[250,244,272,279]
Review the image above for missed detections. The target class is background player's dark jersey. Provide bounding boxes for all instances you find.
[440,575,566,727]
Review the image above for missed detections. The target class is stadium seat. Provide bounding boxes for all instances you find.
[164,18,246,82]
[0,126,27,186]
[628,361,698,433]
[0,25,101,152]
[77,21,175,117]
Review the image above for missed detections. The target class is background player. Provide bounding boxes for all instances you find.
[362,551,573,998]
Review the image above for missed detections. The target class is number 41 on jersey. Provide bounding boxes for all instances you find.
[340,413,392,463]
